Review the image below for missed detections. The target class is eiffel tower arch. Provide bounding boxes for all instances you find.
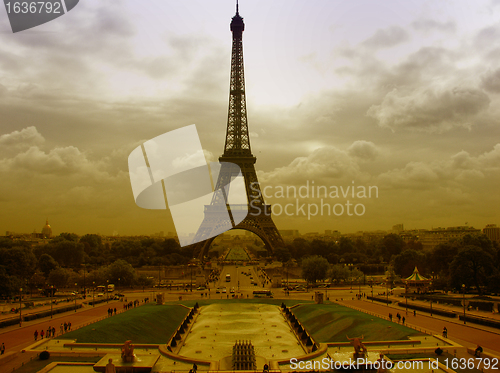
[190,4,283,260]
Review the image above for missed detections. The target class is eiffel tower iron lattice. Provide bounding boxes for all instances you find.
[190,4,283,259]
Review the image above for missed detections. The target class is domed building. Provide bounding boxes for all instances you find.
[41,219,52,238]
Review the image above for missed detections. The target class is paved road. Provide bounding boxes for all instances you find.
[2,279,500,371]
[1,299,123,353]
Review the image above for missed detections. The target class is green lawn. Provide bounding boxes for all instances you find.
[58,304,189,344]
[292,303,423,342]
[58,299,420,345]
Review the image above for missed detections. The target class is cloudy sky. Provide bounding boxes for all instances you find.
[1,0,499,237]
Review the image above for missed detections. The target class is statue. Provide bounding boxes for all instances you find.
[105,358,117,373]
[121,340,136,362]
[346,334,367,358]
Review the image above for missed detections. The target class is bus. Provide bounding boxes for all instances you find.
[253,290,273,298]
[96,285,106,293]
[108,284,115,292]
[226,274,231,282]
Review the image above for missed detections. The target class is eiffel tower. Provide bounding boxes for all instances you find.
[191,3,283,259]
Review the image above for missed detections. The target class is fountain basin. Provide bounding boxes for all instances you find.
[93,354,160,373]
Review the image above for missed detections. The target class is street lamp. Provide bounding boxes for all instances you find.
[106,280,109,303]
[405,280,408,315]
[189,260,195,292]
[19,287,22,327]
[74,283,77,312]
[385,277,389,306]
[370,279,374,302]
[82,263,86,299]
[462,284,466,325]
[158,266,161,288]
[429,280,433,316]
[92,281,95,307]
[349,264,353,293]
[50,285,54,318]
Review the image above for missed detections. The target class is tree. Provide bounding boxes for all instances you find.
[106,259,136,287]
[274,247,291,263]
[380,234,405,261]
[329,264,350,284]
[449,246,496,294]
[289,238,310,260]
[339,237,355,254]
[55,232,79,242]
[427,243,458,277]
[301,256,330,284]
[310,239,332,258]
[385,265,397,288]
[0,266,23,298]
[39,254,59,276]
[0,246,37,280]
[80,234,102,256]
[136,274,155,288]
[50,240,85,268]
[48,267,70,288]
[392,249,426,278]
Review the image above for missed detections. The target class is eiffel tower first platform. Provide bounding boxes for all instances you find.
[190,3,283,260]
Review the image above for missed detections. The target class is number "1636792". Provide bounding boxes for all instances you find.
[5,1,62,14]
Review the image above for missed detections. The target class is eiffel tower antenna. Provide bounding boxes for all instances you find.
[190,5,283,259]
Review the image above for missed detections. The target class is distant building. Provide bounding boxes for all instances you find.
[279,230,300,237]
[483,224,500,242]
[41,219,52,238]
[392,224,404,233]
[417,226,481,250]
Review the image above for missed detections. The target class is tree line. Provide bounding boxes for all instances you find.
[278,233,500,294]
[0,234,194,298]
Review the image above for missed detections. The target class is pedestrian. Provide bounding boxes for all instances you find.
[52,326,56,337]
[47,327,51,338]
[413,310,416,317]
[442,327,447,338]
[60,323,64,335]
[402,316,405,324]
[193,363,198,372]
[34,330,38,341]
[389,313,392,321]
[40,329,45,339]
[64,322,67,332]
[68,321,72,331]
[1,342,5,355]
[474,345,483,357]
[114,308,117,315]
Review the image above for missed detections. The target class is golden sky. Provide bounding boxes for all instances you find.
[1,0,499,236]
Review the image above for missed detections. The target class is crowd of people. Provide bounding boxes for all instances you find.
[33,322,72,341]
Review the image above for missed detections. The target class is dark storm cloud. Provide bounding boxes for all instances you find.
[367,86,490,132]
[481,68,500,93]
